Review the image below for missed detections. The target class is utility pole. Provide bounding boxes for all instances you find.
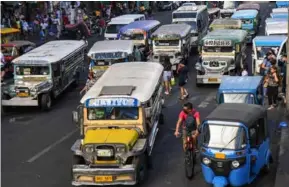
[286,6,289,115]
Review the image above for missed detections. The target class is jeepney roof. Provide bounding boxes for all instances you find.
[80,62,164,104]
[87,40,134,56]
[119,20,161,34]
[205,103,266,127]
[236,3,260,11]
[271,12,288,19]
[12,40,87,64]
[253,35,288,47]
[231,9,258,19]
[152,24,191,39]
[266,22,288,35]
[175,5,207,13]
[1,40,36,47]
[272,8,288,13]
[210,19,242,29]
[0,28,20,34]
[219,76,263,93]
[111,14,145,20]
[202,29,247,44]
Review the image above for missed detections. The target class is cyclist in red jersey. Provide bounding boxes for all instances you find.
[174,102,201,151]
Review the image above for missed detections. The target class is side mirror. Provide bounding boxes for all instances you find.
[72,111,79,125]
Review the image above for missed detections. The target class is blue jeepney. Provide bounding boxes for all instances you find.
[118,20,161,50]
[252,35,288,74]
[276,1,289,8]
[217,76,263,105]
[231,9,260,43]
[200,103,272,187]
[270,12,288,18]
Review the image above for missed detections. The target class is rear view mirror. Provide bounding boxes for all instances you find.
[72,111,79,125]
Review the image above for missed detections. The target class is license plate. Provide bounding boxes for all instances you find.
[208,78,218,82]
[97,149,113,157]
[17,92,29,97]
[95,176,113,182]
[93,66,109,70]
[215,152,226,159]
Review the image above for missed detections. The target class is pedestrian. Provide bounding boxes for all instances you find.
[21,19,29,39]
[280,55,287,95]
[177,61,189,100]
[162,56,172,95]
[80,72,95,95]
[241,64,248,76]
[53,14,61,39]
[267,66,279,110]
[98,17,106,35]
[260,51,273,76]
[40,20,48,38]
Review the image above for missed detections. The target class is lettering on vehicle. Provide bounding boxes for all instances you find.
[204,39,232,46]
[92,52,126,60]
[86,98,139,107]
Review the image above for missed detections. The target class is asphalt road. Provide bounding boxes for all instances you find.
[2,2,281,187]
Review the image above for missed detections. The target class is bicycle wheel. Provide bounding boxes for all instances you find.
[184,149,196,179]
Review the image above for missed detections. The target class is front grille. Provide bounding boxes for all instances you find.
[210,158,231,177]
[209,61,220,67]
[96,145,115,161]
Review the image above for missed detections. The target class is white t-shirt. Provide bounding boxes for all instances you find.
[41,22,48,30]
[0,52,5,64]
[22,21,28,31]
[242,70,248,76]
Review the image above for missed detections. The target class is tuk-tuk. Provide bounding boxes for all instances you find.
[208,8,221,24]
[209,19,242,32]
[252,35,288,74]
[217,76,263,105]
[71,62,164,186]
[0,28,20,44]
[236,3,260,11]
[231,9,260,43]
[118,20,161,51]
[195,29,247,86]
[265,20,288,36]
[270,12,288,19]
[200,103,272,187]
[276,1,289,8]
[87,40,143,79]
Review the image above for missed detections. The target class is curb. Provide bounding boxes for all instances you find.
[274,116,289,187]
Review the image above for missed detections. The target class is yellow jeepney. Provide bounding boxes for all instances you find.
[71,62,164,186]
[209,18,242,32]
[1,28,20,44]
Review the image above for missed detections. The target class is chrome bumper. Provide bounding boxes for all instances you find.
[196,74,222,84]
[72,164,136,186]
[2,97,38,106]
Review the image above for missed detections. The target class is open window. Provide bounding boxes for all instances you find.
[249,119,267,148]
[249,125,258,147]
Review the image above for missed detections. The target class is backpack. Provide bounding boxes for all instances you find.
[185,112,196,130]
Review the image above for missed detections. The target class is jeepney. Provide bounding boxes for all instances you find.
[151,24,191,71]
[195,29,247,86]
[265,20,288,36]
[252,35,288,75]
[236,3,260,11]
[0,28,20,44]
[118,20,161,51]
[209,19,242,32]
[87,40,143,79]
[1,40,88,111]
[71,62,164,186]
[208,8,221,24]
[231,9,260,43]
[220,1,239,18]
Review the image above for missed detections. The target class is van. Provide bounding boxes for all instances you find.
[105,14,145,40]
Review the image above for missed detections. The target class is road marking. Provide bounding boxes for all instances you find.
[26,129,78,163]
[197,92,216,108]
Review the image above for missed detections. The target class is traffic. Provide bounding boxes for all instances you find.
[1,2,288,187]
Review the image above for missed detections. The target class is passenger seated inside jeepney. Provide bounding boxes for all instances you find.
[15,66,50,75]
[87,107,138,120]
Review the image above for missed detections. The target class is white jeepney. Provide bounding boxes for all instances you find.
[265,19,288,36]
[87,40,142,79]
[151,24,191,70]
[1,40,88,111]
[220,1,238,18]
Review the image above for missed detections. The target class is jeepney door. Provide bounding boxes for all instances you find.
[52,63,62,94]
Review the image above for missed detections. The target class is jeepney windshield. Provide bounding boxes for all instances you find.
[154,39,180,46]
[241,19,253,24]
[203,46,234,53]
[87,107,139,120]
[173,12,197,19]
[15,65,50,76]
[106,24,126,34]
[202,124,247,150]
[256,46,279,60]
[221,93,255,104]
[121,33,144,40]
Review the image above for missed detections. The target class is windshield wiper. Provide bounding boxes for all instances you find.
[219,134,238,152]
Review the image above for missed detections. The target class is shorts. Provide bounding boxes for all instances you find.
[163,71,172,81]
[178,80,186,87]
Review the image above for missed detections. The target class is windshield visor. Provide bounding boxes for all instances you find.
[15,65,50,76]
[221,93,255,104]
[256,47,279,60]
[106,24,126,34]
[121,33,145,40]
[173,12,197,19]
[202,124,247,150]
[87,107,139,120]
[154,40,180,46]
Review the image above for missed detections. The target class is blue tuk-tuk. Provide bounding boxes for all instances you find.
[252,35,288,74]
[270,12,288,19]
[117,20,161,50]
[217,76,263,105]
[231,9,259,43]
[200,103,272,187]
[276,1,289,8]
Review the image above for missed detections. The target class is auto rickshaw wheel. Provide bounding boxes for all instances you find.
[263,155,273,174]
[135,154,148,185]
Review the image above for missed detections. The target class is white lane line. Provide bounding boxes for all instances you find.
[197,92,216,108]
[26,129,78,163]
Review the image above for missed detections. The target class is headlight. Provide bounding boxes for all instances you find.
[203,62,209,66]
[116,146,126,153]
[202,157,211,165]
[232,160,240,168]
[84,145,94,153]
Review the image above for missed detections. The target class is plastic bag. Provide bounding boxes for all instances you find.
[171,76,175,86]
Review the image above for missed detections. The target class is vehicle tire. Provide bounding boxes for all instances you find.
[40,93,52,111]
[263,155,273,174]
[135,155,148,185]
[184,150,196,180]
